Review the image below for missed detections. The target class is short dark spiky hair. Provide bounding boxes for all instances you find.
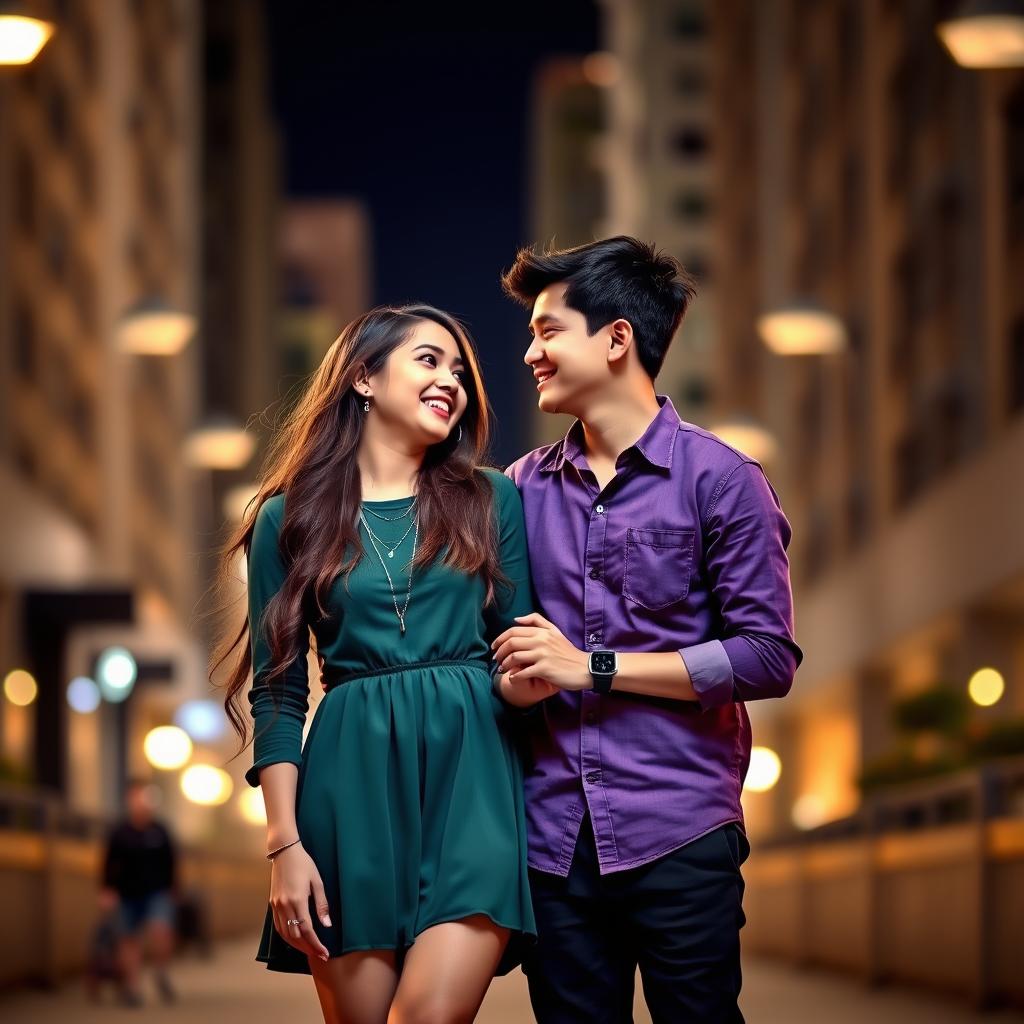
[501,236,696,380]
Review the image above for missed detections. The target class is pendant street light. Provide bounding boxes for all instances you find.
[185,414,256,470]
[757,302,847,356]
[937,0,1024,67]
[118,296,196,355]
[707,415,779,465]
[0,4,54,65]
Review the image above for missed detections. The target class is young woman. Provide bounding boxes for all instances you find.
[214,305,536,1024]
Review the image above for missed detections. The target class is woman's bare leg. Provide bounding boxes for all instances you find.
[309,949,399,1024]
[387,915,509,1024]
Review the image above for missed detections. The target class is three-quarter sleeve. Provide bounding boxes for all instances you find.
[482,470,536,646]
[680,461,803,711]
[244,494,311,787]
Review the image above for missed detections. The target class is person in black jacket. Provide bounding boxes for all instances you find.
[101,778,178,1006]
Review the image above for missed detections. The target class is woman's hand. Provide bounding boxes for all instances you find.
[269,843,332,962]
[497,671,558,707]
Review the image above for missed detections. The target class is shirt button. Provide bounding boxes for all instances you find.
[585,712,597,725]
[585,770,602,784]
[595,504,605,515]
[588,633,601,645]
[588,567,600,580]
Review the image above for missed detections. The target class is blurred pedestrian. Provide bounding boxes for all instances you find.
[101,778,179,1007]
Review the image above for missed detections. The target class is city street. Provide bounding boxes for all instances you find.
[2,935,1023,1024]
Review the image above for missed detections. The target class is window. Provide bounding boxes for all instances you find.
[671,126,709,159]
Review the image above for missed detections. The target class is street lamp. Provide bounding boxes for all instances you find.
[756,302,847,356]
[184,414,256,470]
[937,0,1024,67]
[118,295,196,355]
[707,415,779,464]
[0,4,54,66]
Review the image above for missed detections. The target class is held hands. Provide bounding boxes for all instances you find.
[269,842,332,962]
[491,613,591,701]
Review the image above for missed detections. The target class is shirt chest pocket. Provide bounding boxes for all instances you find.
[622,527,696,611]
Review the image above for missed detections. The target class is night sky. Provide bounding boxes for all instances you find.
[265,1,599,464]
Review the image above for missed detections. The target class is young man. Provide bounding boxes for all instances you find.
[490,236,802,1023]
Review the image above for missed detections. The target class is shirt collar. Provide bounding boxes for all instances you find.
[538,394,681,474]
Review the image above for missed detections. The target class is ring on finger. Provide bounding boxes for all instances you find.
[286,917,305,926]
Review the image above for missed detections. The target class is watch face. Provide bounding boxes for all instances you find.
[591,651,616,674]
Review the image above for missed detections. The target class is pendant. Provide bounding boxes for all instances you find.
[388,550,395,558]
[399,619,406,635]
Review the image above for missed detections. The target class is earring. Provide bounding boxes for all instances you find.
[457,424,463,443]
[363,397,370,413]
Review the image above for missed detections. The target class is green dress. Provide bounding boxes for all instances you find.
[245,468,536,974]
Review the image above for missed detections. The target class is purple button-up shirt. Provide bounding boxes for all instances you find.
[505,395,802,876]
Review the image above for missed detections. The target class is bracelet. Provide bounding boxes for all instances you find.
[266,838,301,861]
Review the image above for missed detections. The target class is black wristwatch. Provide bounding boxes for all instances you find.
[588,650,618,694]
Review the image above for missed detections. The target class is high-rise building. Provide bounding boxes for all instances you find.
[0,0,201,810]
[708,0,1024,836]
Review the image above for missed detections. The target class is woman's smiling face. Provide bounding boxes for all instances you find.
[361,318,469,447]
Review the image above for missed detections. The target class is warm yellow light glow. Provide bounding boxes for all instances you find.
[757,306,846,355]
[792,794,828,830]
[968,667,1005,706]
[582,51,621,87]
[180,764,233,806]
[223,483,259,522]
[238,787,267,825]
[118,300,195,355]
[185,420,256,470]
[938,6,1024,67]
[707,419,778,464]
[744,746,782,793]
[0,15,54,65]
[4,669,38,706]
[143,725,194,770]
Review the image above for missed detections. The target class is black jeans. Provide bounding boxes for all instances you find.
[524,813,749,1024]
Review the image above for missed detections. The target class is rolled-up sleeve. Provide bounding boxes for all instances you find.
[244,496,311,787]
[679,461,802,711]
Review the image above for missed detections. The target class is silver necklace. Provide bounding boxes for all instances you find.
[360,510,416,558]
[359,509,419,634]
[362,499,416,523]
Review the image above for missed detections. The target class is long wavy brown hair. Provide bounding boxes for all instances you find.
[212,304,508,750]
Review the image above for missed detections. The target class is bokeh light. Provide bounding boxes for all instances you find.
[144,725,194,770]
[744,746,782,793]
[0,15,54,65]
[968,667,1005,707]
[181,764,233,806]
[174,699,227,742]
[67,676,101,713]
[238,787,268,825]
[96,646,137,703]
[3,669,38,706]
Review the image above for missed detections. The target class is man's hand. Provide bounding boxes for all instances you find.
[491,613,591,692]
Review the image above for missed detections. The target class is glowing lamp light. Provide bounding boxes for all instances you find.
[173,699,227,742]
[184,415,256,470]
[118,296,195,355]
[744,746,782,793]
[238,787,268,825]
[0,13,54,65]
[792,794,828,831]
[181,764,233,806]
[937,0,1024,67]
[757,303,847,355]
[67,676,101,713]
[707,417,779,464]
[4,668,38,706]
[144,725,193,770]
[96,646,137,703]
[223,483,259,523]
[968,667,1005,707]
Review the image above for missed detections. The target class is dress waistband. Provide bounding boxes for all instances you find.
[324,657,492,690]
